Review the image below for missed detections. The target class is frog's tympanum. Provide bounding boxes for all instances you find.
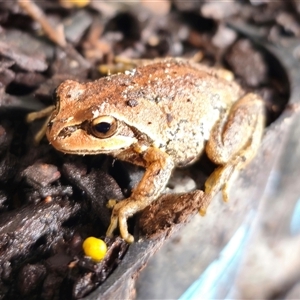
[46,58,265,243]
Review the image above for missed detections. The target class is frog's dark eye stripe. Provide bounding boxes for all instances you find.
[90,116,118,138]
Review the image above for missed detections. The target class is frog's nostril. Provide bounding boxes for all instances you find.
[58,126,77,139]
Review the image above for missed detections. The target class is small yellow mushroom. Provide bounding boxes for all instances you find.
[82,237,107,262]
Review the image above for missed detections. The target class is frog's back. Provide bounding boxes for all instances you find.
[83,59,244,165]
[138,59,244,165]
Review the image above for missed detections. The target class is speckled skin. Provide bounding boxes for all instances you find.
[46,58,265,243]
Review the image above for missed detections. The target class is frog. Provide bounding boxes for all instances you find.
[46,58,265,243]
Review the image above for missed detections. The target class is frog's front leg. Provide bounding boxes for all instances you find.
[26,105,55,144]
[106,146,174,243]
[201,93,265,214]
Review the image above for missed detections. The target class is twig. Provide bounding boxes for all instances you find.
[18,0,67,47]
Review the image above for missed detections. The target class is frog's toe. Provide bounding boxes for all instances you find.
[222,183,230,203]
[199,207,207,216]
[199,194,212,216]
[118,205,134,243]
[122,232,134,244]
[106,216,118,237]
[106,200,135,243]
[107,199,117,209]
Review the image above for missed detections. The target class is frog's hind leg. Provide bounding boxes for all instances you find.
[200,93,265,215]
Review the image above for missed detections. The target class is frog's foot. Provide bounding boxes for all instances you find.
[26,105,55,144]
[106,198,145,243]
[199,164,235,215]
[26,105,55,123]
[99,56,154,75]
[201,139,259,215]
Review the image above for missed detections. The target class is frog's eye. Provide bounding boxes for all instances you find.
[90,116,118,138]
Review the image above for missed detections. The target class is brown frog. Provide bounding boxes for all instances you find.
[46,58,265,243]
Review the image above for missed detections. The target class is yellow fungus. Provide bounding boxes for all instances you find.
[82,237,107,262]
